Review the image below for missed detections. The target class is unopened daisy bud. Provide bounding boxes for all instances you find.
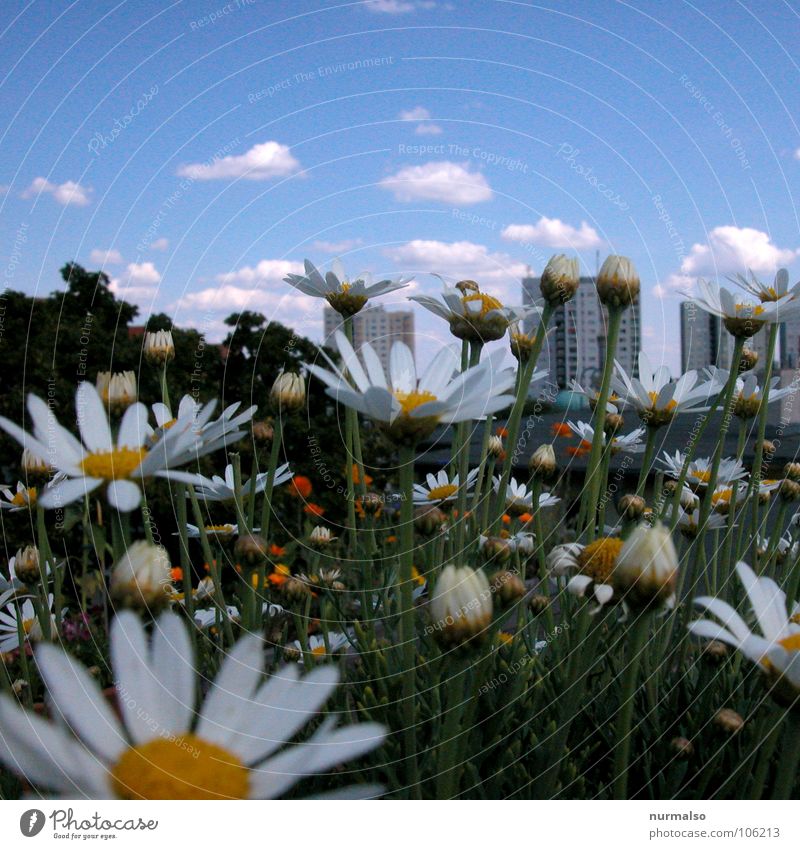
[596,255,640,309]
[779,479,800,502]
[762,440,777,458]
[610,522,678,610]
[358,491,384,516]
[738,347,759,373]
[318,567,342,586]
[233,533,269,566]
[539,254,580,305]
[429,564,493,648]
[529,594,549,614]
[758,488,772,506]
[309,526,336,547]
[143,329,175,365]
[490,570,526,607]
[21,447,51,480]
[12,545,41,584]
[283,575,312,601]
[670,737,694,758]
[110,541,172,612]
[714,708,744,734]
[414,504,446,536]
[252,419,275,444]
[479,535,513,564]
[270,372,306,413]
[455,279,480,295]
[529,444,557,481]
[784,462,800,482]
[604,413,625,436]
[11,679,28,697]
[703,640,729,664]
[96,370,137,414]
[618,494,646,522]
[488,435,504,458]
[283,644,302,662]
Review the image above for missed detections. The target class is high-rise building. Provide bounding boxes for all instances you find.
[680,301,769,374]
[522,274,640,390]
[323,304,415,372]
[780,317,800,370]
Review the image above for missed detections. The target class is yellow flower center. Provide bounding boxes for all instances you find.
[206,524,235,534]
[462,293,503,317]
[21,618,35,635]
[312,644,327,656]
[111,735,249,800]
[339,281,351,293]
[393,389,437,415]
[10,487,36,507]
[647,391,677,411]
[735,303,765,316]
[690,469,712,484]
[712,488,733,505]
[428,483,457,501]
[80,447,147,480]
[577,537,624,584]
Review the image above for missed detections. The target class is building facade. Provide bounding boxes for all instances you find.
[323,304,415,372]
[522,274,640,390]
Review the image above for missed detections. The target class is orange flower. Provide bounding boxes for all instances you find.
[502,513,511,525]
[496,425,509,438]
[410,566,426,586]
[170,566,183,582]
[304,502,325,517]
[269,543,286,557]
[518,512,533,524]
[386,535,398,544]
[566,441,591,458]
[551,422,573,438]
[289,476,313,498]
[268,563,291,586]
[350,464,373,486]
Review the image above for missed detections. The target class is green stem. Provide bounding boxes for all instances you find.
[635,427,658,499]
[258,417,284,545]
[435,655,470,798]
[772,708,800,799]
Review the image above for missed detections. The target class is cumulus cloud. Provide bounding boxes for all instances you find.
[23,177,91,207]
[89,248,123,266]
[311,238,364,253]
[365,0,416,12]
[215,258,304,286]
[501,217,603,250]
[399,106,443,135]
[177,141,301,182]
[150,238,169,251]
[109,262,162,306]
[664,225,799,293]
[380,161,492,205]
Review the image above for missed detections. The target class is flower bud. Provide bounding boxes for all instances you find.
[252,419,275,444]
[283,575,312,601]
[703,640,729,664]
[12,546,41,585]
[762,440,777,458]
[309,526,336,547]
[529,594,549,614]
[539,254,580,305]
[270,372,306,413]
[414,504,446,536]
[233,533,269,567]
[358,491,384,516]
[490,570,526,607]
[143,329,175,365]
[670,737,694,758]
[617,494,646,522]
[779,479,800,502]
[528,444,557,481]
[110,541,172,612]
[429,564,493,648]
[784,462,800,482]
[738,347,759,373]
[596,255,640,308]
[96,371,137,414]
[487,435,504,458]
[479,535,514,565]
[604,413,625,435]
[714,708,744,734]
[610,522,678,610]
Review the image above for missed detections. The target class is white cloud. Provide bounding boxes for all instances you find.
[666,225,799,292]
[23,177,91,207]
[794,148,800,161]
[365,0,416,12]
[416,123,443,135]
[89,248,123,266]
[501,217,603,250]
[215,258,303,286]
[380,161,492,205]
[109,262,162,306]
[150,238,169,251]
[311,238,363,253]
[177,141,301,182]
[400,106,431,121]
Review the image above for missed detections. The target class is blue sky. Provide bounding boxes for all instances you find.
[2,0,800,371]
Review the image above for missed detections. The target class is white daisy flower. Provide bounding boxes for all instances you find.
[285,258,409,317]
[0,481,39,512]
[710,483,750,515]
[729,267,800,304]
[412,468,479,505]
[547,537,621,610]
[0,595,53,653]
[190,462,293,503]
[193,605,240,630]
[568,379,621,413]
[729,371,797,419]
[567,420,646,454]
[494,477,560,514]
[0,611,385,798]
[689,561,800,701]
[0,384,242,513]
[687,278,800,337]
[659,451,748,490]
[410,277,539,343]
[306,330,516,443]
[612,352,722,427]
[290,632,351,663]
[183,523,239,539]
[667,505,728,538]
